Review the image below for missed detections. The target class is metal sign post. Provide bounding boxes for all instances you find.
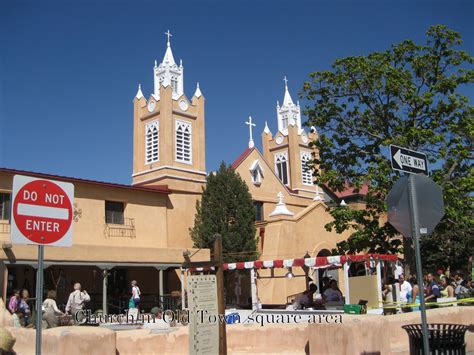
[35,245,44,355]
[387,146,445,355]
[407,175,430,355]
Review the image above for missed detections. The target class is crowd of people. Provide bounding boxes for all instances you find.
[383,269,473,312]
[6,280,142,328]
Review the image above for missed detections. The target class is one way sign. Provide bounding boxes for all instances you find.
[390,145,428,175]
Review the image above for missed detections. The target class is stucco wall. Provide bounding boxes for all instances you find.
[256,202,352,304]
[3,307,473,354]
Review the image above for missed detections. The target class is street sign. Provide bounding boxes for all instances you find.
[10,175,74,355]
[387,174,444,238]
[11,175,74,246]
[390,145,428,175]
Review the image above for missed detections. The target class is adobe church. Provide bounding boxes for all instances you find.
[0,34,365,307]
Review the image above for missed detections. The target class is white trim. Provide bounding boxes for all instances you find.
[132,165,207,178]
[175,119,193,165]
[133,174,207,185]
[293,188,317,194]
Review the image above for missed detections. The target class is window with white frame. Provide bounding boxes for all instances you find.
[145,121,159,164]
[250,160,263,185]
[274,151,289,185]
[171,77,178,93]
[300,151,313,186]
[175,120,192,163]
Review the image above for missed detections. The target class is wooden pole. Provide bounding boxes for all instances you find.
[213,234,227,355]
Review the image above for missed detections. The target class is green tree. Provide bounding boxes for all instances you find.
[302,25,473,273]
[190,162,258,263]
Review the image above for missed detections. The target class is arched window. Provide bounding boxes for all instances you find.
[175,120,192,163]
[274,151,289,185]
[145,121,159,164]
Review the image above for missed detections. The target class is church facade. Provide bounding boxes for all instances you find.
[231,81,368,304]
[0,34,366,307]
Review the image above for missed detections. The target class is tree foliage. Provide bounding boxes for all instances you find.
[190,162,258,263]
[302,25,473,271]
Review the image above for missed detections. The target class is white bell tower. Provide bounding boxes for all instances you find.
[153,30,184,101]
[276,76,302,135]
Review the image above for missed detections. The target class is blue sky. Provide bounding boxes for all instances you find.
[0,0,472,184]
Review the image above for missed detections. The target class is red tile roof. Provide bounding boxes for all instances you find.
[231,147,254,169]
[0,167,171,194]
[324,182,369,198]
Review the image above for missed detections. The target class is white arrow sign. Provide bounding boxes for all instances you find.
[390,145,428,175]
[393,149,426,171]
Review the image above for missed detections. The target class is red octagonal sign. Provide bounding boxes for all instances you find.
[11,175,74,246]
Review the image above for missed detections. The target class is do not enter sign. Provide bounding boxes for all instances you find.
[11,175,74,246]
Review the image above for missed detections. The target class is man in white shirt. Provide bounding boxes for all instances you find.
[66,283,90,324]
[398,274,413,304]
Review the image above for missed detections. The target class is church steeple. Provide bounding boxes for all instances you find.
[132,31,206,193]
[282,76,294,106]
[260,76,319,198]
[277,77,302,135]
[153,30,184,100]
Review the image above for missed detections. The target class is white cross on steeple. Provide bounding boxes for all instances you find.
[283,76,288,88]
[245,116,256,148]
[165,30,172,46]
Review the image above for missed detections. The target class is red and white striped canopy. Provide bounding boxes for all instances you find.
[188,254,397,272]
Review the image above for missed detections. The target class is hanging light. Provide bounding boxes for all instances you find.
[285,267,294,279]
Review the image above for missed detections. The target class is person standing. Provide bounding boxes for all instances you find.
[18,289,31,326]
[65,283,90,324]
[425,273,441,306]
[439,277,455,298]
[7,290,20,314]
[453,272,466,296]
[399,274,413,302]
[131,280,141,312]
[410,276,421,311]
[43,290,65,328]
